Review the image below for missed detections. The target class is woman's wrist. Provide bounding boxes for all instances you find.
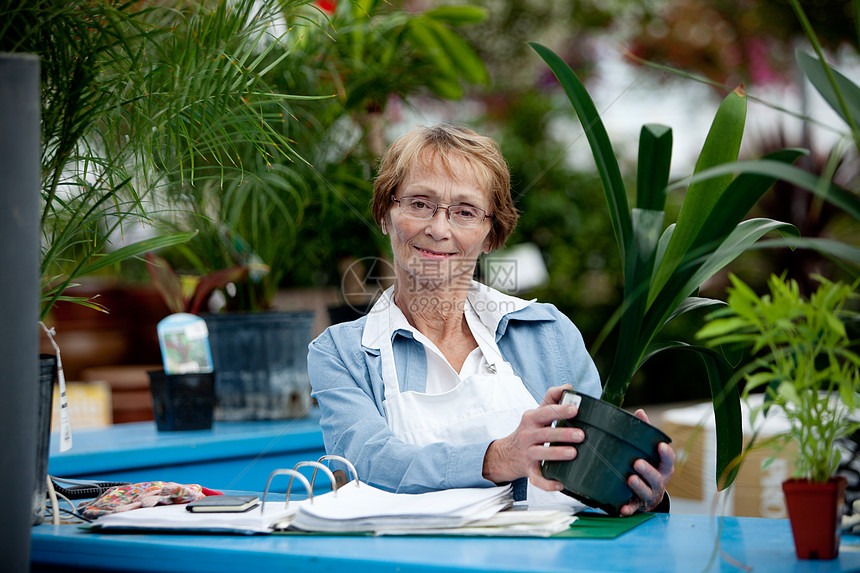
[482,439,516,484]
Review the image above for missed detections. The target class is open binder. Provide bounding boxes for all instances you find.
[88,455,578,536]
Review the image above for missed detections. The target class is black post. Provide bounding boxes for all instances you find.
[0,53,41,572]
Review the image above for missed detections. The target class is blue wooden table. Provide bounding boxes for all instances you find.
[31,512,860,572]
[36,411,860,572]
[48,409,327,492]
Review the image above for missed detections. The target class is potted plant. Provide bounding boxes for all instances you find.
[5,0,307,524]
[697,273,860,559]
[159,0,490,311]
[527,42,813,513]
[149,0,491,420]
[8,1,190,526]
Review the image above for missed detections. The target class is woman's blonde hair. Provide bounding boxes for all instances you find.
[372,124,518,250]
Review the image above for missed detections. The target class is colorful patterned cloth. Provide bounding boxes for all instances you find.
[80,482,210,519]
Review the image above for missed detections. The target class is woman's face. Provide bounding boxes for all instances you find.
[385,157,493,294]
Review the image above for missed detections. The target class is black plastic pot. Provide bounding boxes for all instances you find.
[203,311,314,421]
[148,370,215,431]
[32,354,56,525]
[541,390,671,515]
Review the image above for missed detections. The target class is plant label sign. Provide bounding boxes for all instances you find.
[157,313,214,375]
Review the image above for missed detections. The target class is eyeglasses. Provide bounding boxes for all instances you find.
[390,195,492,228]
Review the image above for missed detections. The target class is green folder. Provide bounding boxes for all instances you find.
[273,512,655,539]
[555,512,655,539]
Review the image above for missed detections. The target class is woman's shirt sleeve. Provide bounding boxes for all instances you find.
[307,326,497,494]
[497,303,602,402]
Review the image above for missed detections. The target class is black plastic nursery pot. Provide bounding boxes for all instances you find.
[203,311,314,421]
[33,354,56,525]
[148,370,215,431]
[541,390,672,515]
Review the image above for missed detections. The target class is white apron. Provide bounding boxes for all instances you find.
[367,289,578,509]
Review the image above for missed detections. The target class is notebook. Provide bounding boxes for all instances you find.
[186,495,260,513]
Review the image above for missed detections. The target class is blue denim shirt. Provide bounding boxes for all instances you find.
[307,300,602,494]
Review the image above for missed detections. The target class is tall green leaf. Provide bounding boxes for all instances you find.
[640,340,743,489]
[648,86,747,307]
[753,237,860,276]
[667,159,860,222]
[680,219,800,298]
[637,124,672,211]
[601,125,672,405]
[602,207,664,406]
[798,51,860,134]
[642,150,806,335]
[688,149,805,246]
[528,41,631,266]
[791,0,860,147]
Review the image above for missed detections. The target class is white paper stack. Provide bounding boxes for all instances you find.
[88,482,575,537]
[280,482,513,533]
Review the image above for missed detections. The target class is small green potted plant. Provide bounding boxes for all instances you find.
[697,273,860,559]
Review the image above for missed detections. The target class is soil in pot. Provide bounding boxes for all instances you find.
[782,477,847,560]
[541,390,671,515]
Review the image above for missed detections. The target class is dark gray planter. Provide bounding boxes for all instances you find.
[148,370,215,431]
[0,52,41,573]
[541,390,671,515]
[203,311,314,421]
[32,355,56,525]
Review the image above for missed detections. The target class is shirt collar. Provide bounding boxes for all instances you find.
[466,281,534,336]
[361,282,534,350]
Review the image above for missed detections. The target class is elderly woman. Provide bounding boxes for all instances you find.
[308,124,674,514]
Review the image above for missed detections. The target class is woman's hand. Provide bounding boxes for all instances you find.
[619,409,675,516]
[482,384,582,491]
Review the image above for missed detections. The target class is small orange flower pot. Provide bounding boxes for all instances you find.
[782,477,847,560]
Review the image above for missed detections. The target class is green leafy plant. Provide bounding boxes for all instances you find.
[528,41,814,489]
[129,0,326,312]
[281,0,490,290]
[1,0,317,319]
[622,0,860,278]
[156,0,490,309]
[1,2,189,318]
[305,0,489,111]
[697,273,860,483]
[144,252,250,316]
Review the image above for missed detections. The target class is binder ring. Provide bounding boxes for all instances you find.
[316,455,360,487]
[293,461,337,495]
[261,469,313,514]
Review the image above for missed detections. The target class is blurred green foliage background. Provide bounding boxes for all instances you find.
[17,0,859,406]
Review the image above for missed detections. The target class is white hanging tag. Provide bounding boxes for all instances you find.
[39,322,72,452]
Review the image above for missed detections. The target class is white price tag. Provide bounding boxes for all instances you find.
[39,322,72,452]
